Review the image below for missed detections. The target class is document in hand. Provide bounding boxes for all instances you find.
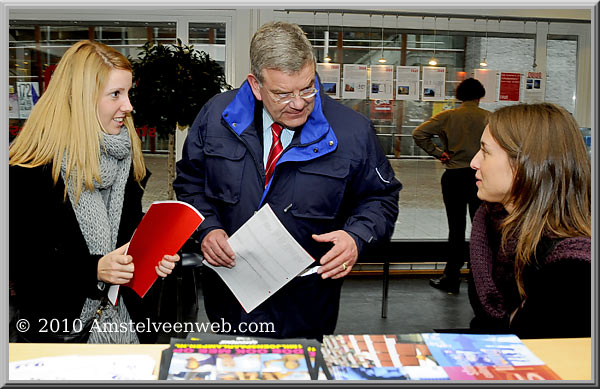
[109,201,204,303]
[203,204,315,313]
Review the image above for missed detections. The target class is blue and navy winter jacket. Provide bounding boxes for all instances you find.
[174,76,402,261]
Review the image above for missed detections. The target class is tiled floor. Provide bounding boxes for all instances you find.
[142,154,472,241]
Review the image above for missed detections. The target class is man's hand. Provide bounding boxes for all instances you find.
[439,151,451,164]
[313,231,358,279]
[201,229,235,268]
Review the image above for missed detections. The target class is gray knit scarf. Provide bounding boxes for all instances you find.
[61,126,138,344]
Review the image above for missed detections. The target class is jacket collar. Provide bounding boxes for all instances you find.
[222,76,335,148]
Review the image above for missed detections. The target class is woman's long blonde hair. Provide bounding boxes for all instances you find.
[488,103,591,297]
[9,40,145,202]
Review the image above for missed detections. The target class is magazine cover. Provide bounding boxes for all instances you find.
[322,333,561,381]
[322,334,448,380]
[186,332,331,379]
[159,334,327,380]
[420,333,561,380]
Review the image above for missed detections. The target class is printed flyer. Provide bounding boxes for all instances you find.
[523,71,545,103]
[395,66,420,101]
[322,333,561,381]
[422,67,446,101]
[317,63,341,99]
[342,64,368,99]
[16,81,40,119]
[498,72,522,102]
[159,334,327,380]
[9,85,19,119]
[369,65,394,100]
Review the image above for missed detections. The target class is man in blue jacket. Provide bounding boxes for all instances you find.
[174,21,401,340]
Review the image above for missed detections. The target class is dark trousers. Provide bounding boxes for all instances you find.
[441,167,481,279]
[202,267,343,342]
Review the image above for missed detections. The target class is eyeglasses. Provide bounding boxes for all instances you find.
[265,86,318,105]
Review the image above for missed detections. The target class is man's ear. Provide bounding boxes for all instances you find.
[247,74,263,101]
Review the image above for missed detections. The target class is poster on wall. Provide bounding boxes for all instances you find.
[498,72,522,102]
[369,100,394,122]
[317,63,341,99]
[17,81,40,119]
[9,85,20,119]
[422,66,446,101]
[474,69,498,103]
[342,64,368,99]
[523,71,545,103]
[369,65,394,100]
[395,66,420,101]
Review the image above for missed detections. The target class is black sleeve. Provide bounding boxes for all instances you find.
[9,166,106,327]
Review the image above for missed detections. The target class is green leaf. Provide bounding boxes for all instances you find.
[129,39,231,138]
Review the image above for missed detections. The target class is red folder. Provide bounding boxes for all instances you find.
[123,200,204,298]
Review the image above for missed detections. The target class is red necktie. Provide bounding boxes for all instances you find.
[265,123,284,187]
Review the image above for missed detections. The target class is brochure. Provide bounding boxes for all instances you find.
[158,333,327,380]
[322,333,561,381]
[109,200,204,304]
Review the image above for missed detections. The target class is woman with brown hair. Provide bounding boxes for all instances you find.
[468,102,591,339]
[9,40,179,343]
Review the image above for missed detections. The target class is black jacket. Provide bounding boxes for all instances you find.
[9,164,155,342]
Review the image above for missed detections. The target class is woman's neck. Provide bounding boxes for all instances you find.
[503,202,515,215]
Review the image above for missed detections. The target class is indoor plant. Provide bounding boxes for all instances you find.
[130,39,231,199]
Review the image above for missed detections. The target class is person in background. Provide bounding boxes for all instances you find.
[412,78,489,294]
[468,103,591,339]
[174,22,401,340]
[9,40,179,343]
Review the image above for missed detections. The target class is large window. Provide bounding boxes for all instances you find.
[545,35,578,114]
[301,22,540,159]
[8,10,589,243]
[286,11,585,241]
[9,20,177,150]
[9,20,229,153]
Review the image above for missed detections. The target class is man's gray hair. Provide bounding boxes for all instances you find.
[250,21,315,83]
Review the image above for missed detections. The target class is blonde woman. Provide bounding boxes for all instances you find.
[468,103,591,338]
[9,40,179,343]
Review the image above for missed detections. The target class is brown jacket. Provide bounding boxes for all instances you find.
[412,101,489,169]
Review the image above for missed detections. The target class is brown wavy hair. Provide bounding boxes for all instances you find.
[488,103,591,297]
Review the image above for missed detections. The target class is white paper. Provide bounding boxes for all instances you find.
[108,285,120,305]
[342,64,368,99]
[369,65,394,100]
[422,66,446,101]
[9,85,20,119]
[9,354,156,380]
[474,69,498,103]
[523,71,546,103]
[395,66,420,101]
[317,63,341,99]
[204,204,315,313]
[16,81,40,119]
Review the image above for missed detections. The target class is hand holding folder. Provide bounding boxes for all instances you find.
[108,200,204,304]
